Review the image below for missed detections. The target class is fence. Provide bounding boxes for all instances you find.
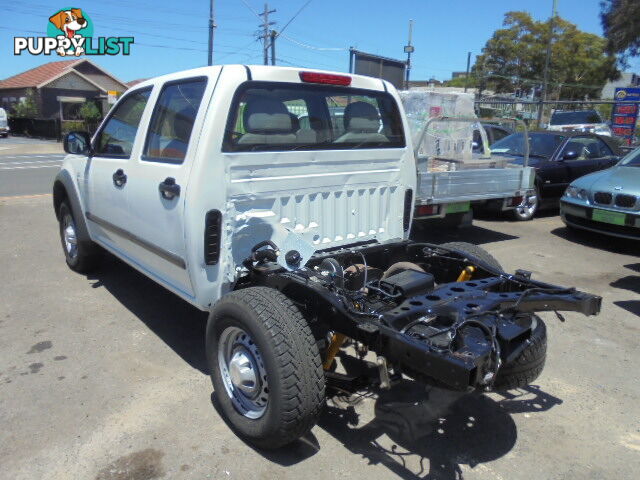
[474,99,640,146]
[8,117,61,140]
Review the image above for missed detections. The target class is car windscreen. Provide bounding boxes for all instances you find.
[223,82,405,152]
[620,147,640,166]
[550,111,602,125]
[491,132,565,158]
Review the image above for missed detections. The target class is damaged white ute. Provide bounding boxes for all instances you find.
[53,65,601,449]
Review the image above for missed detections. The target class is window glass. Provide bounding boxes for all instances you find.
[224,82,405,152]
[144,79,207,163]
[595,138,613,157]
[562,137,604,160]
[95,89,151,157]
[550,110,602,125]
[491,132,565,158]
[491,127,510,142]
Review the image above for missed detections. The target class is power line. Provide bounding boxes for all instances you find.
[277,0,314,37]
[279,33,346,51]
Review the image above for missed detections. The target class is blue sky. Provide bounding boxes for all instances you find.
[2,0,639,84]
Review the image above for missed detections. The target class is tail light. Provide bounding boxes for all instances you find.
[403,189,413,231]
[204,210,222,265]
[415,204,440,217]
[299,71,351,86]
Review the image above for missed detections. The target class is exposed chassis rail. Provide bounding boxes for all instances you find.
[242,241,601,391]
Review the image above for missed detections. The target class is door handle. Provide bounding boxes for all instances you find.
[159,177,180,199]
[112,168,127,187]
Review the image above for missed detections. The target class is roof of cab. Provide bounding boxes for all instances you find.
[127,65,390,93]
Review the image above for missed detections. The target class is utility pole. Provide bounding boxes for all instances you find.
[270,30,277,65]
[464,51,471,93]
[537,0,558,126]
[207,0,216,66]
[404,19,414,90]
[259,3,276,66]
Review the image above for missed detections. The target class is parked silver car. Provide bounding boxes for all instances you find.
[560,147,640,240]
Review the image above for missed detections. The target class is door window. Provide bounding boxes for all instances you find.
[143,78,207,164]
[561,137,605,161]
[95,88,151,157]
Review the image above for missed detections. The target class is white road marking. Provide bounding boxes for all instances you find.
[0,164,62,170]
[0,159,63,165]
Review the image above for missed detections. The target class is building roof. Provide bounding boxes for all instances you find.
[0,60,84,89]
[0,59,128,91]
[126,78,148,87]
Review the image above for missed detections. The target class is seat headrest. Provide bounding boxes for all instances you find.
[344,101,380,133]
[243,97,294,134]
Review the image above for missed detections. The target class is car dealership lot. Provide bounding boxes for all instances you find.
[0,195,638,480]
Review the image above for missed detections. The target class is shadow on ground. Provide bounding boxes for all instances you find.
[411,223,518,245]
[550,226,638,255]
[87,256,209,373]
[611,264,640,317]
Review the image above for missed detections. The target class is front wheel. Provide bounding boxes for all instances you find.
[207,287,325,449]
[511,188,539,221]
[58,201,100,273]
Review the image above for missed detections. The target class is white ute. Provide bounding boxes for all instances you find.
[53,65,600,449]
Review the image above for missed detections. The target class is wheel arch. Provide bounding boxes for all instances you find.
[53,170,91,243]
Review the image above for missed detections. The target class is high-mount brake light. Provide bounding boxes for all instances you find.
[299,71,351,86]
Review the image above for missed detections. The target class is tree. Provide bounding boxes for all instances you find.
[79,101,101,122]
[601,0,640,59]
[473,12,619,99]
[443,75,479,88]
[12,88,38,118]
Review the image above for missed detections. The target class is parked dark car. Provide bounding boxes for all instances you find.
[488,131,621,220]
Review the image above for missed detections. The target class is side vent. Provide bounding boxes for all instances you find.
[403,189,413,232]
[204,210,222,265]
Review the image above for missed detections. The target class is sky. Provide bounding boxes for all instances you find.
[2,0,639,84]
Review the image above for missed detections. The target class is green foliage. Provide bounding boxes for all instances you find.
[79,101,101,121]
[601,0,640,59]
[473,12,619,100]
[443,75,479,88]
[12,88,38,118]
[61,120,85,135]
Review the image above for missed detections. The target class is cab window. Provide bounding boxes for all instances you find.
[143,78,207,163]
[95,88,151,157]
[223,82,405,152]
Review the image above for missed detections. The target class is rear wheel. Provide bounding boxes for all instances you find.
[207,287,325,449]
[512,188,539,221]
[493,316,547,390]
[439,241,503,272]
[58,201,99,273]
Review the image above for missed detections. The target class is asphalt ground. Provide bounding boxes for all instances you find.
[1,193,638,480]
[0,136,64,197]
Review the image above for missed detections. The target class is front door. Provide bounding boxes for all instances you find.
[85,88,152,252]
[123,76,211,299]
[561,136,611,183]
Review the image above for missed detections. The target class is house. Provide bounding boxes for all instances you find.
[0,59,128,121]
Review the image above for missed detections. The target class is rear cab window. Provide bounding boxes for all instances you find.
[223,82,405,152]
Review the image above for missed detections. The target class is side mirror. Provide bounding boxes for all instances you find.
[562,150,579,161]
[63,131,92,155]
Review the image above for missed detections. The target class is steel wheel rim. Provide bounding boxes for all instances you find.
[516,193,538,218]
[218,326,268,419]
[62,213,78,259]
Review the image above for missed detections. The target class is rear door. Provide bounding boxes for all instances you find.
[85,88,152,251]
[122,75,212,299]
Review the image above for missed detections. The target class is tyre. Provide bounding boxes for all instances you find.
[511,187,539,221]
[207,287,325,449]
[493,316,547,390]
[439,241,503,272]
[58,201,99,273]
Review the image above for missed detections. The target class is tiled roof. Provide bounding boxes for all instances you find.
[0,59,85,89]
[126,78,147,87]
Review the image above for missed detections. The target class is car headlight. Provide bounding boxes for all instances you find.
[565,186,588,200]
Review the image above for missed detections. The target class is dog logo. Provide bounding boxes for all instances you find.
[13,8,133,56]
[48,8,88,56]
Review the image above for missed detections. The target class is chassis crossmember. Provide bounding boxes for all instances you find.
[241,241,601,391]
